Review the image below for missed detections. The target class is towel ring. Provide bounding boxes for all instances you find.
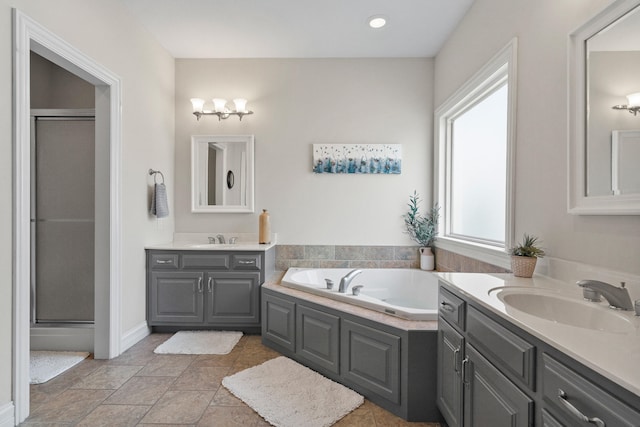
[148,168,165,184]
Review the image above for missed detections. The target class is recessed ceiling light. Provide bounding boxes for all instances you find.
[368,15,387,29]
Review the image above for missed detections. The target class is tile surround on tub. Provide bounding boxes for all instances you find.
[275,245,420,270]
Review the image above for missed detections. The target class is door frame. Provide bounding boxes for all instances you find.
[12,9,123,423]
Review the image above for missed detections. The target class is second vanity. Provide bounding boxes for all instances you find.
[145,238,275,333]
[437,273,640,427]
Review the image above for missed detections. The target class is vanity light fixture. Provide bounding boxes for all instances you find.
[612,92,640,116]
[190,98,254,121]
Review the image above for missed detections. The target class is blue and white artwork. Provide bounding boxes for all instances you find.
[312,144,402,174]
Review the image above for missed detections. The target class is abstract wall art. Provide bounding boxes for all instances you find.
[312,144,402,174]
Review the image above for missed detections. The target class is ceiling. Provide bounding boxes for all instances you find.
[121,0,475,58]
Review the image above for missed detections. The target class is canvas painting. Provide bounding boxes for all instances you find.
[312,144,402,174]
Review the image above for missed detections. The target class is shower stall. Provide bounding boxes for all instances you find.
[30,109,96,351]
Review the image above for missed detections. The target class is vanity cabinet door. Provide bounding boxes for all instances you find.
[464,344,533,427]
[341,320,401,404]
[262,291,296,351]
[437,317,464,427]
[149,271,204,324]
[296,304,340,374]
[205,272,260,325]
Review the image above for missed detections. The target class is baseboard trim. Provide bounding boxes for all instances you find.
[120,321,150,354]
[0,402,15,427]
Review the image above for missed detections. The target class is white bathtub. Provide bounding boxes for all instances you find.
[280,268,439,321]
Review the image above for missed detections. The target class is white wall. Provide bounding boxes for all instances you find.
[175,58,433,245]
[0,0,175,410]
[434,0,640,276]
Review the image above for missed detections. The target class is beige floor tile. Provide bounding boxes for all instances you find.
[104,376,175,405]
[211,386,244,406]
[196,406,263,426]
[333,405,377,427]
[26,388,113,423]
[140,390,214,424]
[171,366,230,391]
[70,365,142,389]
[75,404,150,426]
[136,354,195,377]
[191,352,240,367]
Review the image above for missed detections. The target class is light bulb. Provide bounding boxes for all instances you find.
[212,98,228,112]
[368,15,387,29]
[190,98,205,113]
[626,92,640,107]
[233,98,248,113]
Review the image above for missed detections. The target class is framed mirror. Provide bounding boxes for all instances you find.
[191,134,254,213]
[569,0,640,214]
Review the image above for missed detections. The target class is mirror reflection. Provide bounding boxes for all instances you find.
[586,4,640,197]
[191,135,254,213]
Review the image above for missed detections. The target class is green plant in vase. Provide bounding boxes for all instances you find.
[509,234,545,278]
[403,191,439,270]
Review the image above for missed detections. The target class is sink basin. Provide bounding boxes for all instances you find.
[493,289,635,334]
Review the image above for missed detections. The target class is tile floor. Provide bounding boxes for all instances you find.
[24,333,441,426]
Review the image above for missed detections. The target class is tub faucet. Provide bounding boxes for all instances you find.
[339,269,363,293]
[216,234,226,244]
[577,279,634,310]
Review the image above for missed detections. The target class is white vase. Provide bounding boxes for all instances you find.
[420,247,435,271]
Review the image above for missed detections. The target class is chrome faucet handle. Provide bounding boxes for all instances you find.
[582,288,601,302]
[216,234,225,244]
[635,300,640,317]
[229,237,237,244]
[325,279,334,290]
[207,236,217,244]
[352,285,364,296]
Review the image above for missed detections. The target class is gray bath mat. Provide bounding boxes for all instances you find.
[222,356,364,427]
[154,330,243,355]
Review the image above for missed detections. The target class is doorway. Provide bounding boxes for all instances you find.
[13,9,123,424]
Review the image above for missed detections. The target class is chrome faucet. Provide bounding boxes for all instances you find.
[339,269,363,293]
[207,236,217,244]
[577,279,634,310]
[216,234,226,244]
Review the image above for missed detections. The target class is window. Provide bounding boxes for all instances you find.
[435,39,517,266]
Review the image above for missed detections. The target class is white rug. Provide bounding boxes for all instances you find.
[222,356,364,427]
[154,330,243,355]
[30,351,90,384]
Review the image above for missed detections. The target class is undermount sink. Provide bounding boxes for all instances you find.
[491,288,635,334]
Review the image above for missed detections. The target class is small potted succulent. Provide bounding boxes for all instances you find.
[509,234,545,278]
[403,191,440,270]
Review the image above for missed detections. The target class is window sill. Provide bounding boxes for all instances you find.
[435,237,510,270]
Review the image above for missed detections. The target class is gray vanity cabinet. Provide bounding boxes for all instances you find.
[436,316,464,427]
[262,292,296,351]
[464,343,533,427]
[149,271,204,324]
[147,249,274,331]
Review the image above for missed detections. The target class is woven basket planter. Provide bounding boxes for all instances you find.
[511,256,537,278]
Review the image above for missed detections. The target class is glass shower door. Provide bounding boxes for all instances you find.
[31,114,95,324]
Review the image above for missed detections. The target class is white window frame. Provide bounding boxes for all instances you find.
[434,38,517,269]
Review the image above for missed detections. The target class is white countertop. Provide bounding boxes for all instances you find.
[145,241,276,251]
[437,272,640,397]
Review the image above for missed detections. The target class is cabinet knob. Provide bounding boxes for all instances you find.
[197,277,203,293]
[440,301,455,313]
[557,389,605,427]
[208,277,213,293]
[238,259,256,265]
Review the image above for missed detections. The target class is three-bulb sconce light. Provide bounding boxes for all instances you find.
[612,92,640,116]
[190,98,253,121]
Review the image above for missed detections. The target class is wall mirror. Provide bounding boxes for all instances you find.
[569,0,640,214]
[191,134,254,213]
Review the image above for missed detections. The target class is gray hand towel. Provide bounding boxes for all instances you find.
[150,183,169,218]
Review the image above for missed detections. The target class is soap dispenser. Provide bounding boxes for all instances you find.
[259,209,271,244]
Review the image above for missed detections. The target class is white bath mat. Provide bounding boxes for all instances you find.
[154,330,243,355]
[30,351,90,384]
[222,356,364,427]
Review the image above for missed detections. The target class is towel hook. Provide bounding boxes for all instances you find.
[148,168,165,184]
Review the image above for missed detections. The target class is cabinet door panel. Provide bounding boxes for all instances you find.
[149,272,204,324]
[262,292,296,351]
[437,317,464,427]
[206,272,260,324]
[341,320,400,404]
[464,344,533,427]
[296,305,340,374]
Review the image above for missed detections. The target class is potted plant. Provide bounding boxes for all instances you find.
[403,191,440,270]
[509,234,545,278]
